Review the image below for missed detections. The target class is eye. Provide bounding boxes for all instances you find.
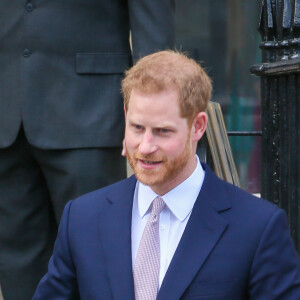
[160,128,169,133]
[131,124,143,131]
[157,128,170,134]
[135,125,143,130]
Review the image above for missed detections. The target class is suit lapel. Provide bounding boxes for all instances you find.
[157,166,231,300]
[98,176,137,300]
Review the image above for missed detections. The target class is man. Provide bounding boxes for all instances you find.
[33,51,300,299]
[0,2,175,300]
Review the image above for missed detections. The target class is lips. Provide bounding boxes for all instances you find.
[141,160,161,165]
[138,159,162,169]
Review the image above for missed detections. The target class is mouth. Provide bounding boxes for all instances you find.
[138,159,162,169]
[141,160,161,165]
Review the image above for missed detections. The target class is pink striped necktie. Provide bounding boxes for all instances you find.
[133,196,166,300]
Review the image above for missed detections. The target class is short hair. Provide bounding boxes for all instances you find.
[122,50,212,123]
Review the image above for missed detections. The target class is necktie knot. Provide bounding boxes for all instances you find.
[151,196,165,218]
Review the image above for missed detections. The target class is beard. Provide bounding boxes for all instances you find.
[126,138,192,188]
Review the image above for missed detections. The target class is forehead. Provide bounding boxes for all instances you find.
[127,89,180,116]
[126,90,189,129]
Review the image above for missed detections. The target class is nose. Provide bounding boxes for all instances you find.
[138,132,158,155]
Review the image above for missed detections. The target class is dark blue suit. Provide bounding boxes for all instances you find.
[33,164,300,299]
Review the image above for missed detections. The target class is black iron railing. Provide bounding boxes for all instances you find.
[251,0,300,251]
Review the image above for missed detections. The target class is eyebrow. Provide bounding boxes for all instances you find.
[128,118,173,126]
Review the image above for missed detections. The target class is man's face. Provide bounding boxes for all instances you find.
[125,89,198,195]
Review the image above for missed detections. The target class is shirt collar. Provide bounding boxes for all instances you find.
[136,156,205,222]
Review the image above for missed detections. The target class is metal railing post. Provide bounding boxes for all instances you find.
[251,0,300,251]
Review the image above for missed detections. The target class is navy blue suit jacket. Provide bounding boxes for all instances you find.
[33,164,300,299]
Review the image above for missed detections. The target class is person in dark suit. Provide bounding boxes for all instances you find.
[33,51,300,300]
[0,2,175,300]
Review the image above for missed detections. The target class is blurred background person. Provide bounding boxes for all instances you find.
[0,1,175,299]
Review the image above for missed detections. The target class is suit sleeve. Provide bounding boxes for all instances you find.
[249,208,300,299]
[32,201,80,300]
[127,0,175,62]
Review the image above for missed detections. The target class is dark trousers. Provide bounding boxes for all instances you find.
[0,128,126,300]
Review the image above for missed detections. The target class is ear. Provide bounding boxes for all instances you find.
[124,105,127,117]
[191,112,208,142]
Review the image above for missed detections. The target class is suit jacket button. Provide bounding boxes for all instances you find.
[25,3,34,12]
[23,49,31,57]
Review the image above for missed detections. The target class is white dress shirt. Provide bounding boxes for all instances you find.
[131,155,205,288]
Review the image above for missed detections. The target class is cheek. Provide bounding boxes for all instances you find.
[125,131,139,150]
[161,139,187,157]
